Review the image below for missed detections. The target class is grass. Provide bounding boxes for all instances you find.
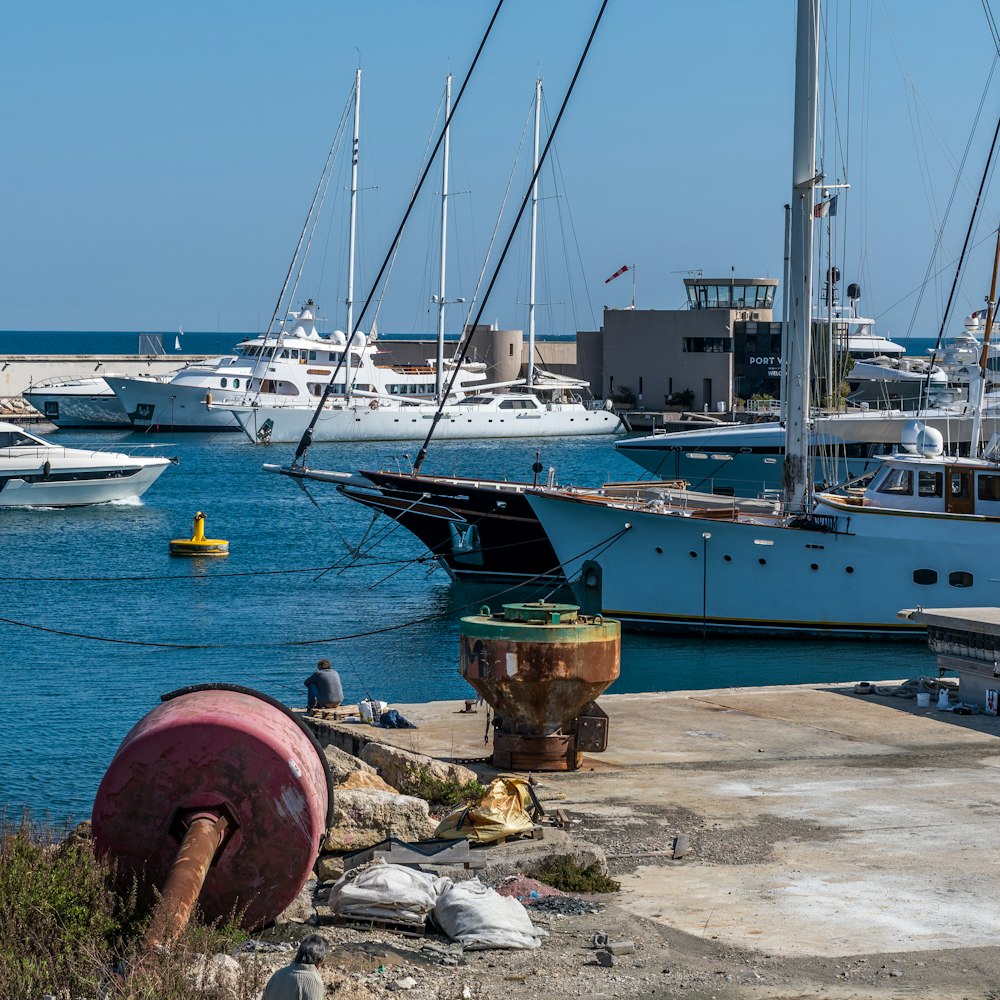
[527,854,620,894]
[0,811,266,999]
[399,770,487,812]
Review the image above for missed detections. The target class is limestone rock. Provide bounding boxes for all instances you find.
[340,769,398,794]
[359,742,478,794]
[323,788,437,852]
[323,744,376,782]
[274,879,316,925]
[316,854,345,881]
[190,953,242,997]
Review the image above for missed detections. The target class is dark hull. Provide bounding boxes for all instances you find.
[343,470,562,584]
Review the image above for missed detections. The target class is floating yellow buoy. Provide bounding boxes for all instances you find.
[169,511,229,557]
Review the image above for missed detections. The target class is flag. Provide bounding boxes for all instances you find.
[605,264,630,284]
[813,194,838,218]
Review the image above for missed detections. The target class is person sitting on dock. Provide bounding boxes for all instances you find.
[262,933,327,999]
[305,658,344,710]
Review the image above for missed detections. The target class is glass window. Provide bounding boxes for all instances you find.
[220,378,227,388]
[949,571,973,588]
[877,468,913,495]
[979,474,1000,501]
[499,400,515,409]
[918,471,942,498]
[950,472,971,499]
[913,569,938,585]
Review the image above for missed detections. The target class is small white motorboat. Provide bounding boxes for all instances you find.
[0,422,173,507]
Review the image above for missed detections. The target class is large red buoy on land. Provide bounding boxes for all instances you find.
[92,685,332,941]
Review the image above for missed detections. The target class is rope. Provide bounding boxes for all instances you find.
[0,524,631,650]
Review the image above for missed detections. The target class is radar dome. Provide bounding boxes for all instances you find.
[900,419,924,454]
[328,329,347,346]
[916,425,944,458]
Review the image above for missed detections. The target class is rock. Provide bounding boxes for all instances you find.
[190,953,242,997]
[389,976,417,991]
[274,880,316,925]
[324,744,377,782]
[316,855,345,882]
[340,769,398,794]
[323,788,437,852]
[359,741,478,794]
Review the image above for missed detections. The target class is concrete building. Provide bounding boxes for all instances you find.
[595,277,780,411]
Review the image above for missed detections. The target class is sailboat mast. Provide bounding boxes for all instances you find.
[527,77,541,389]
[970,226,1000,455]
[783,0,820,511]
[436,74,452,401]
[346,67,361,397]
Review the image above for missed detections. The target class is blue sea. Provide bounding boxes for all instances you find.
[0,332,937,824]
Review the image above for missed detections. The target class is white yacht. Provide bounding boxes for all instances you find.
[24,373,171,429]
[525,0,1000,639]
[106,301,488,433]
[0,422,172,506]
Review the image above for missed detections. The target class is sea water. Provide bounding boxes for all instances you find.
[0,428,935,823]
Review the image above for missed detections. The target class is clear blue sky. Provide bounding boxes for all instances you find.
[2,1,998,345]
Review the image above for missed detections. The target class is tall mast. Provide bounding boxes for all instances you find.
[435,74,452,401]
[527,77,542,389]
[343,67,361,399]
[970,226,1000,456]
[782,0,820,512]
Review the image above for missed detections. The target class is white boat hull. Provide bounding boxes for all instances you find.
[526,490,1000,638]
[228,401,622,443]
[0,461,169,507]
[106,378,241,431]
[23,388,130,428]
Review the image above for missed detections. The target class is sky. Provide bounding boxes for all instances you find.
[2,0,1000,345]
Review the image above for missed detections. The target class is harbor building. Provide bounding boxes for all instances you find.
[579,276,780,411]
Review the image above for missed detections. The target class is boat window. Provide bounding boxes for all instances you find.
[0,431,36,447]
[918,471,942,498]
[461,396,491,404]
[309,351,317,361]
[978,474,1000,501]
[876,468,913,496]
[233,379,240,389]
[220,378,227,388]
[949,571,973,588]
[351,353,362,367]
[949,472,971,499]
[912,568,938,585]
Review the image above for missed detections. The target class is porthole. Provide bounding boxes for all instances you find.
[220,378,228,388]
[655,547,663,554]
[723,554,732,562]
[688,551,698,558]
[949,571,974,589]
[758,558,767,566]
[845,566,855,574]
[913,569,938,585]
[233,378,240,388]
[810,563,819,571]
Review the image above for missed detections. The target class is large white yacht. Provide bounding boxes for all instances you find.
[0,422,172,506]
[105,301,488,432]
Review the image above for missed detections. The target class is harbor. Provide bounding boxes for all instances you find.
[7,0,1000,997]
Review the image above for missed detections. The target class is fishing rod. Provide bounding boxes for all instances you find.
[289,0,506,468]
[412,0,610,474]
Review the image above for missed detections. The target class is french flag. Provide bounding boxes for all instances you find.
[604,264,630,284]
[814,194,838,218]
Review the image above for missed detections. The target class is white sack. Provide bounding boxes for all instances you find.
[332,862,452,924]
[433,878,546,950]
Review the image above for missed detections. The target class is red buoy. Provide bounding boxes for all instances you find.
[92,685,331,934]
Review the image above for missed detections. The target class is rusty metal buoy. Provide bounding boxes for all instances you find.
[460,602,620,772]
[91,685,332,943]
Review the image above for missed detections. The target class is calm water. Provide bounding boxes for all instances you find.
[0,428,935,824]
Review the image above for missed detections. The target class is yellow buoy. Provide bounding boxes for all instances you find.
[169,511,229,557]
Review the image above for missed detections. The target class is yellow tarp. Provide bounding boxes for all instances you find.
[434,776,536,844]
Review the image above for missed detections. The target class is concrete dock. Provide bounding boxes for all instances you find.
[326,681,1000,992]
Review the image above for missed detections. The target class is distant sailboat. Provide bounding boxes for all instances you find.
[175,328,183,352]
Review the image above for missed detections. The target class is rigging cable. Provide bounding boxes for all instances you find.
[413,0,610,475]
[290,1,506,468]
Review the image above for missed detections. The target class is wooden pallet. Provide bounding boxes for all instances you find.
[335,914,427,938]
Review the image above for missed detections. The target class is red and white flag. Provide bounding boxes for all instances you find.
[604,264,630,284]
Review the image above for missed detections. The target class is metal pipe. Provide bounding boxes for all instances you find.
[145,812,229,949]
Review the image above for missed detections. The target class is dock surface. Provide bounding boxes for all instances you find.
[338,682,1000,964]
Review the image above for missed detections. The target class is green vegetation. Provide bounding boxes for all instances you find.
[528,853,620,894]
[664,388,694,409]
[0,812,261,999]
[612,384,637,406]
[401,770,487,811]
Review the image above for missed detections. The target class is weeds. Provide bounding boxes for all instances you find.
[399,769,487,812]
[528,854,620,893]
[0,811,264,999]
